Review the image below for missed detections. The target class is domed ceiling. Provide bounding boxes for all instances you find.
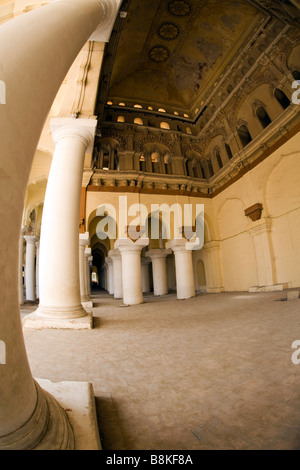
[96,0,300,122]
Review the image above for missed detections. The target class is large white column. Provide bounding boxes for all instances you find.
[146,249,171,296]
[0,0,120,449]
[141,257,151,294]
[108,249,123,299]
[105,257,114,295]
[79,232,90,304]
[24,235,37,302]
[115,238,149,305]
[166,239,195,300]
[33,119,96,321]
[18,227,26,305]
[35,241,40,300]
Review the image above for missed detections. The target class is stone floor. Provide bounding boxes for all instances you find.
[21,290,300,450]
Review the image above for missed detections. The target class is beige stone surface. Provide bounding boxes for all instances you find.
[36,379,101,450]
[22,290,300,450]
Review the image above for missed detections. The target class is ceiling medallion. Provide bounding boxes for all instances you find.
[158,22,180,41]
[149,45,170,63]
[168,0,191,17]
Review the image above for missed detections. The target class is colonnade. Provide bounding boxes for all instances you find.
[101,239,196,305]
[0,0,121,450]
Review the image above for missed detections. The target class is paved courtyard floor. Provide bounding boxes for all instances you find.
[22,290,300,450]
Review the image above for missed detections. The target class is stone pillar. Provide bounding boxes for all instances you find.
[24,235,37,302]
[146,249,171,296]
[114,238,149,305]
[204,241,224,293]
[105,257,114,295]
[85,251,92,298]
[79,232,92,308]
[108,249,123,299]
[0,0,121,450]
[166,239,195,300]
[141,257,151,294]
[35,241,40,300]
[19,227,26,305]
[31,119,97,325]
[248,219,280,291]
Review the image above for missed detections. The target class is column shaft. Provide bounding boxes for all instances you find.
[166,239,195,300]
[115,238,149,305]
[108,250,123,299]
[0,0,120,449]
[24,235,36,302]
[37,120,96,319]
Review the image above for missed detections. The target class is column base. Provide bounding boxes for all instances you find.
[0,381,74,450]
[36,379,101,450]
[23,311,93,330]
[82,300,93,308]
[249,283,288,293]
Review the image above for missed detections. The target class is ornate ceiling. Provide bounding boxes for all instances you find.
[96,0,300,121]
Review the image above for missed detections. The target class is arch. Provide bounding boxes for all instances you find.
[164,154,173,175]
[225,143,233,160]
[160,121,170,130]
[237,124,252,147]
[117,115,125,122]
[256,106,272,129]
[134,117,143,125]
[274,88,291,110]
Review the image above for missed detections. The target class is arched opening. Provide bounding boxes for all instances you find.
[102,147,110,170]
[113,149,119,171]
[139,154,147,172]
[256,106,272,129]
[134,117,143,126]
[208,160,214,177]
[192,160,201,179]
[274,88,291,110]
[151,152,160,173]
[164,154,172,174]
[292,70,300,81]
[225,143,233,160]
[160,121,170,130]
[215,150,223,169]
[117,115,125,122]
[237,124,252,148]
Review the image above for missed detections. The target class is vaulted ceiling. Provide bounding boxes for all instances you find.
[96,0,300,123]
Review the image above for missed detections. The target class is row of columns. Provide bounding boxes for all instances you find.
[0,0,121,449]
[102,239,196,305]
[20,232,93,307]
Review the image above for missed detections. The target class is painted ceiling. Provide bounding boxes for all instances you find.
[104,0,264,115]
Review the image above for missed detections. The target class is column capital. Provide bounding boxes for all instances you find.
[89,0,122,42]
[79,232,90,246]
[108,248,121,260]
[166,238,190,253]
[146,249,172,259]
[114,238,149,253]
[24,235,37,244]
[50,118,97,153]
